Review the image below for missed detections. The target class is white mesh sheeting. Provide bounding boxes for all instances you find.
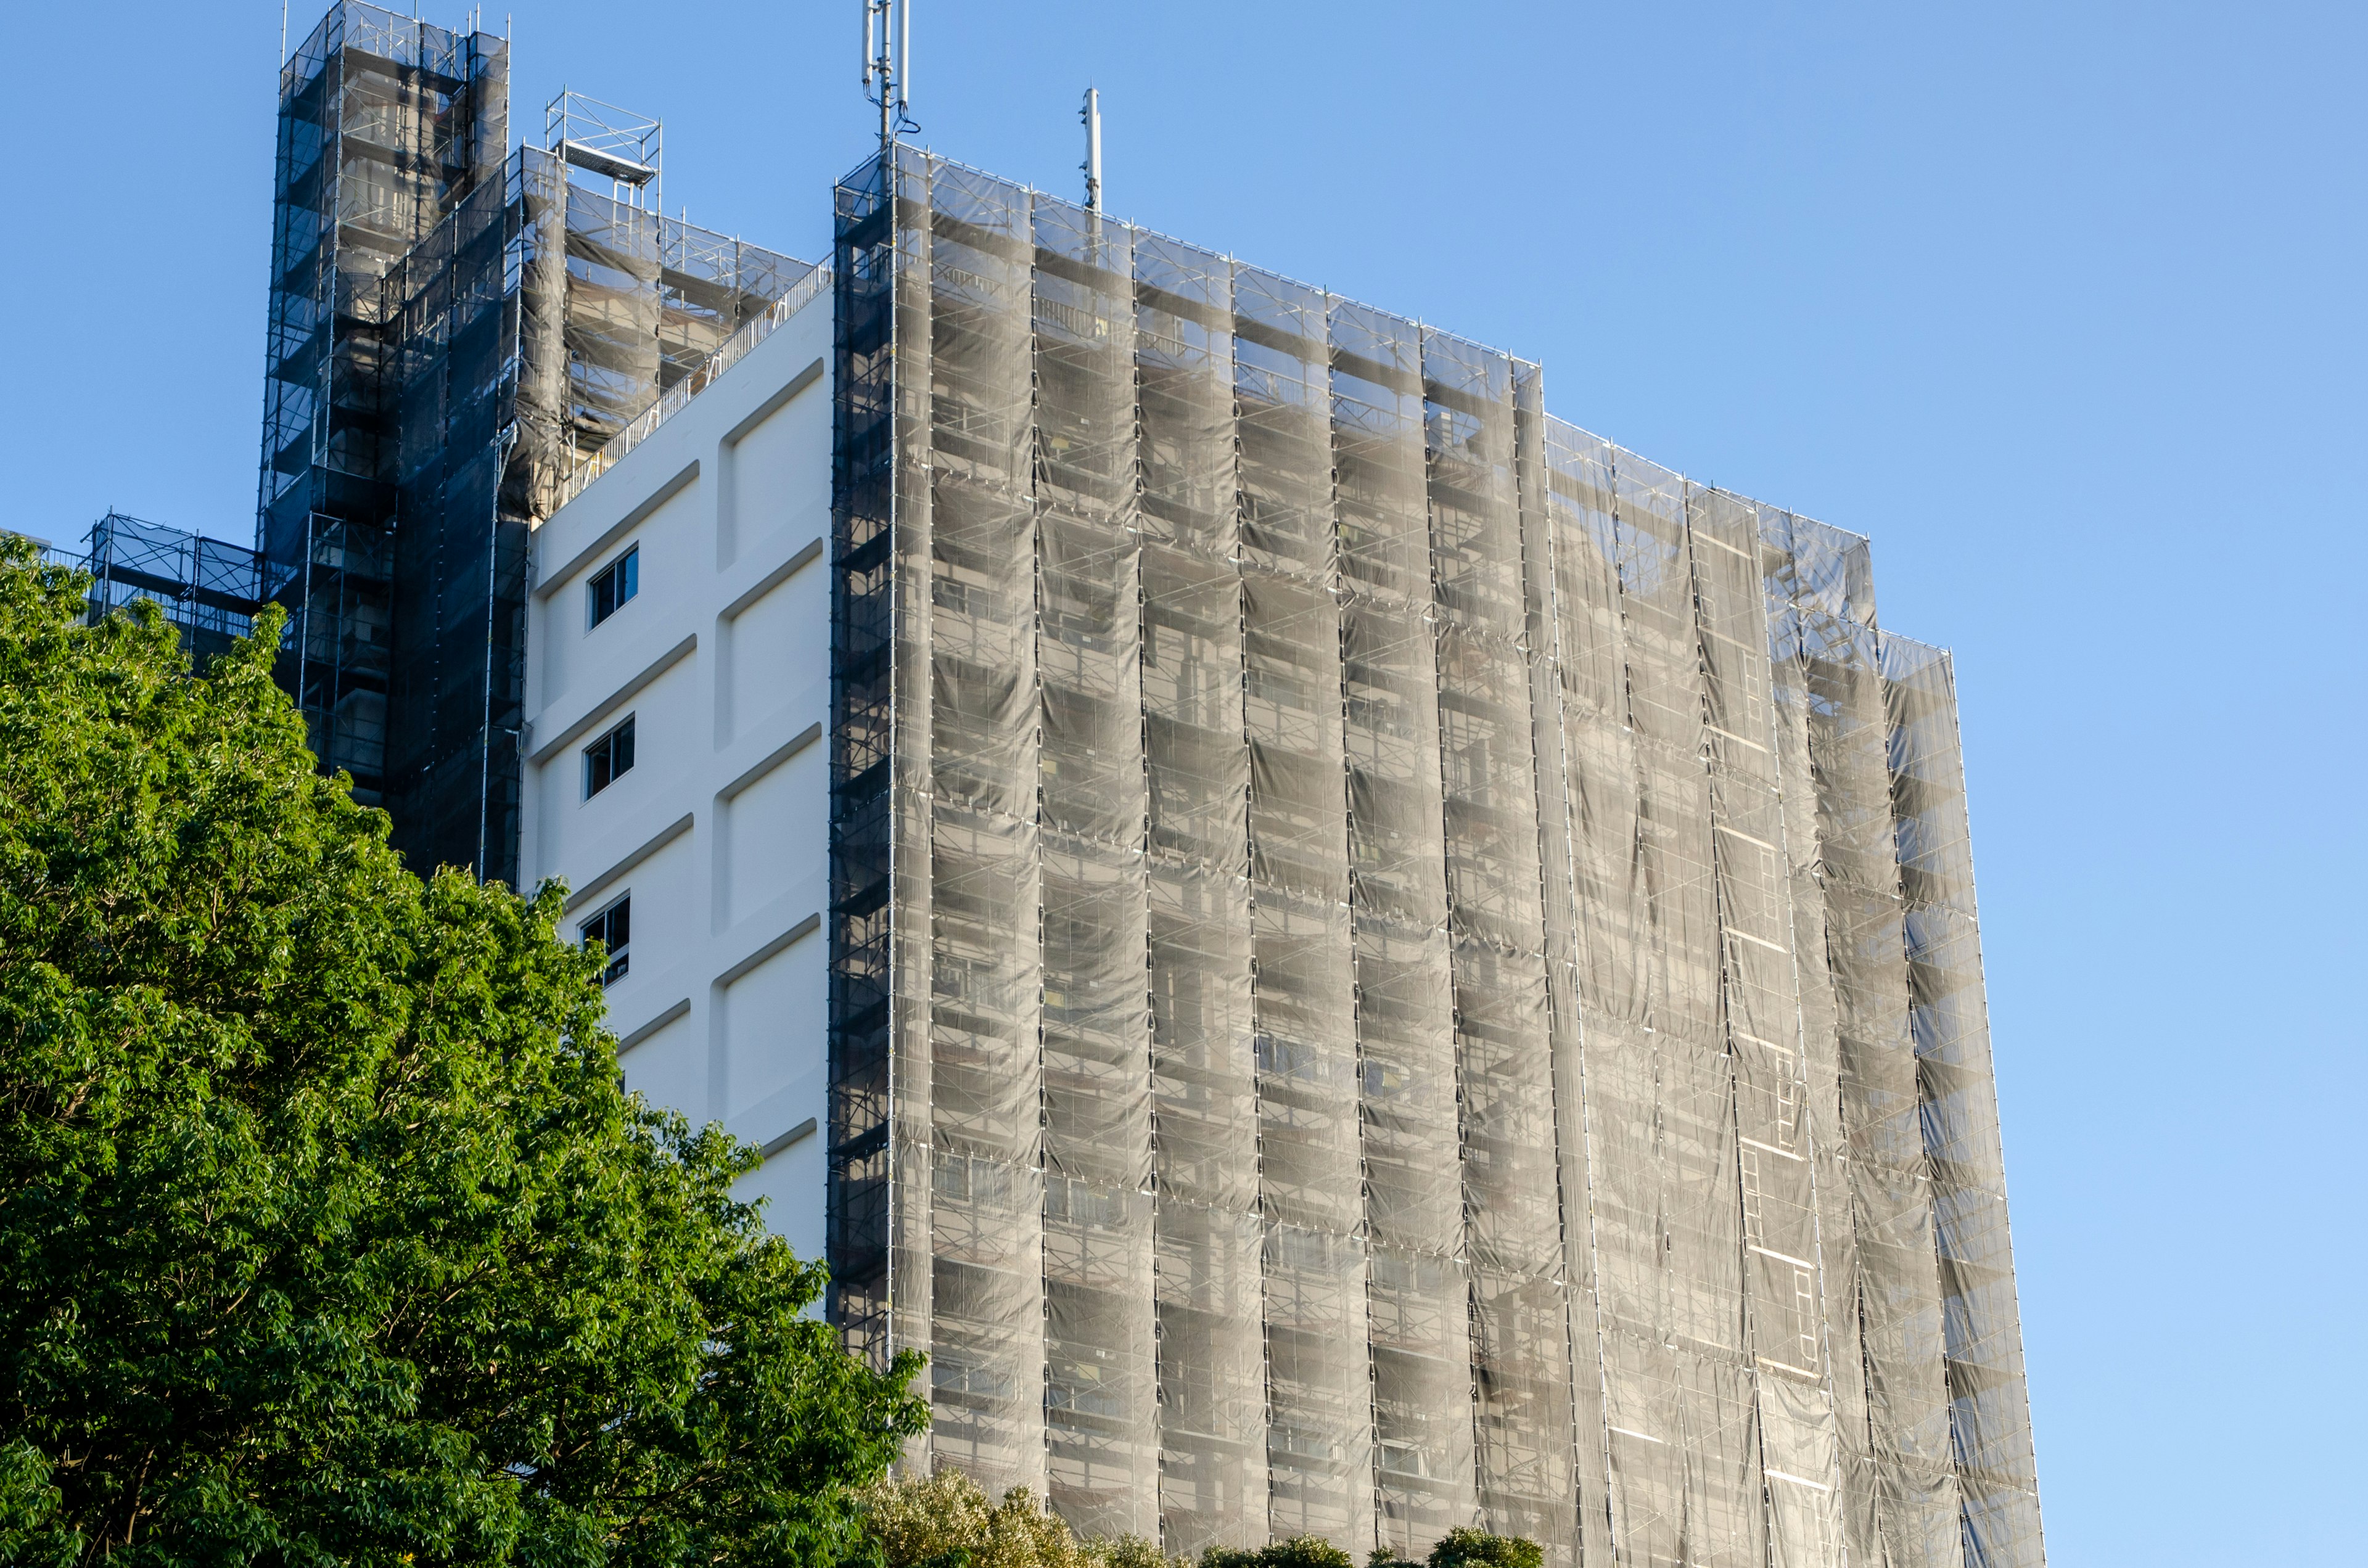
[831,147,2042,1568]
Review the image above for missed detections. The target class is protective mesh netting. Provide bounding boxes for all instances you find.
[826,147,2042,1568]
[257,2,508,811]
[256,2,808,880]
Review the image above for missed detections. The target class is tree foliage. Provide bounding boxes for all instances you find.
[1202,1537,1354,1568]
[1362,1529,1544,1568]
[859,1470,1170,1568]
[855,1469,1538,1568]
[0,538,927,1566]
[1417,1529,1543,1568]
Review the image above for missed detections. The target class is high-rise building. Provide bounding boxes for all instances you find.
[246,8,2048,1564]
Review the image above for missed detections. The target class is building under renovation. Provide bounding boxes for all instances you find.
[255,1,807,881]
[220,6,2050,1564]
[804,149,2044,1568]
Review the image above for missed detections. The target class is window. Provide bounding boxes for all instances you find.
[580,895,630,985]
[588,544,638,628]
[1045,1359,1124,1419]
[1044,1176,1125,1229]
[931,1347,1015,1404]
[583,714,635,797]
[931,1152,1013,1207]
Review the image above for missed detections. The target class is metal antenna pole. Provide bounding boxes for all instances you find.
[866,0,903,159]
[879,1,893,157]
[1082,87,1102,213]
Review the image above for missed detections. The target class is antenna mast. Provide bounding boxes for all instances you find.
[863,0,912,156]
[1081,88,1102,212]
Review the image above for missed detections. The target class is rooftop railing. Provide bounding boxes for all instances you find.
[559,261,832,511]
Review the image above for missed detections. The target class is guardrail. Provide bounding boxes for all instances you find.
[560,263,834,510]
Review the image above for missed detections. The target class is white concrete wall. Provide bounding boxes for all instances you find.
[520,291,833,1263]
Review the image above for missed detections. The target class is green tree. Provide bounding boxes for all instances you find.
[1423,1529,1542,1568]
[854,1467,1536,1568]
[1202,1537,1352,1568]
[0,538,927,1566]
[858,1471,1176,1568]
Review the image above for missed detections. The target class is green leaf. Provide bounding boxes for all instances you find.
[0,537,925,1567]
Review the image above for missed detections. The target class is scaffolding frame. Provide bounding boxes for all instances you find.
[547,88,661,211]
[82,513,263,650]
[257,1,506,816]
[257,3,811,876]
[826,145,2044,1568]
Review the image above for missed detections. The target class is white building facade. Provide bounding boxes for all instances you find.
[522,286,835,1257]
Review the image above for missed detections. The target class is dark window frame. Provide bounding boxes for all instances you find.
[583,713,636,798]
[579,895,630,985]
[588,544,639,630]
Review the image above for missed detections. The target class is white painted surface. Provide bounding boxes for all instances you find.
[725,566,826,749]
[722,938,828,1140]
[722,735,829,930]
[520,287,834,1256]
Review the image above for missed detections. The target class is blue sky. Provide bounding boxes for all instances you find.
[9,1,2364,1558]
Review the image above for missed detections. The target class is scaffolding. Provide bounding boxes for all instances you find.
[547,89,661,210]
[257,2,810,876]
[257,1,506,813]
[75,512,265,665]
[826,147,2044,1568]
[15,514,265,669]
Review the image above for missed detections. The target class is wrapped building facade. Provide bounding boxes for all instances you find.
[824,149,2043,1567]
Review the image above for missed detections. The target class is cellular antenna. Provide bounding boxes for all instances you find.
[1081,87,1102,212]
[863,0,915,152]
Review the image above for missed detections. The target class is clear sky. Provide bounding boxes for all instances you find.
[9,1,2363,1559]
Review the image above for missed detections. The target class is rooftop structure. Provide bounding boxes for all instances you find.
[9,514,265,665]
